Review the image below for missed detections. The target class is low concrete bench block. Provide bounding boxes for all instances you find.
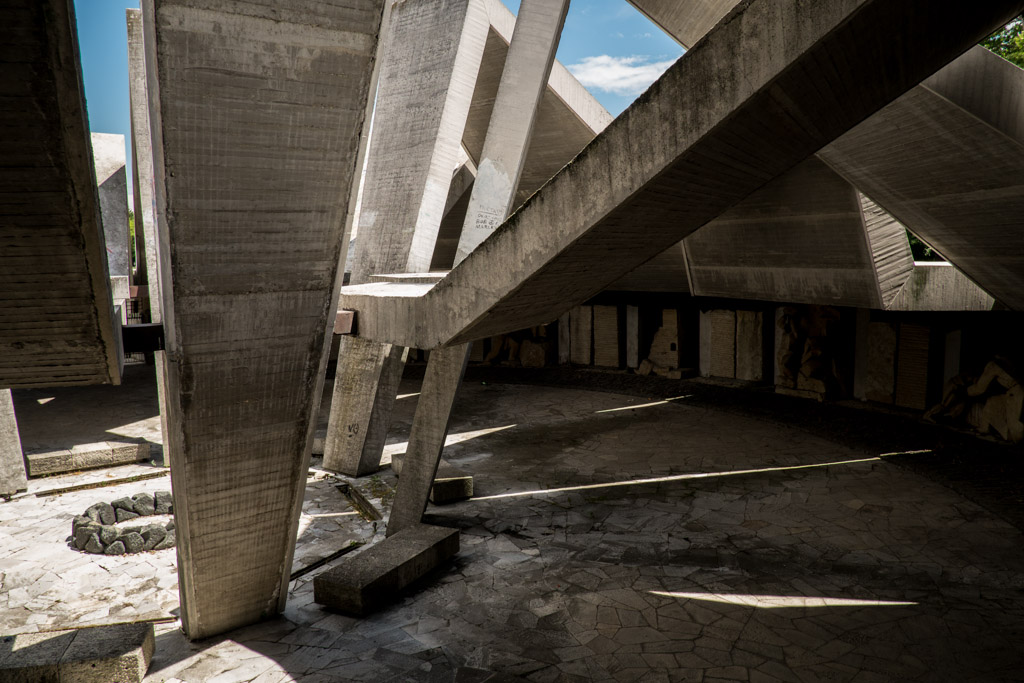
[0,622,154,682]
[313,523,459,616]
[26,441,150,476]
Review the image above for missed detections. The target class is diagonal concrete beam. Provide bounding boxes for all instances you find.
[1,0,122,389]
[340,0,1024,348]
[144,0,385,639]
[627,0,739,49]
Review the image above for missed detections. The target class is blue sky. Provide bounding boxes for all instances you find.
[73,0,681,197]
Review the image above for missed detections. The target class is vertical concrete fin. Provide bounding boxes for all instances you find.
[858,192,914,309]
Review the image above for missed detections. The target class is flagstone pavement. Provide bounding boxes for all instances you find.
[2,370,1023,682]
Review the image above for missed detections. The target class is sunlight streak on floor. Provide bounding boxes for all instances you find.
[595,395,693,414]
[649,591,918,609]
[469,456,881,501]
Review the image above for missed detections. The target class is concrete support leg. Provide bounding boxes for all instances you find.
[1,390,27,497]
[127,9,170,467]
[323,338,406,476]
[325,0,489,477]
[144,0,384,639]
[386,344,470,537]
[385,0,570,536]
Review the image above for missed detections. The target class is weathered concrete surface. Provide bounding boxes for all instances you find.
[0,390,27,496]
[90,133,131,284]
[0,0,122,389]
[822,46,1024,310]
[25,441,149,477]
[127,9,171,467]
[325,0,488,479]
[323,337,405,476]
[889,262,997,312]
[341,0,1024,348]
[386,344,470,536]
[351,0,489,282]
[145,0,384,639]
[455,0,571,261]
[683,157,900,308]
[628,0,739,48]
[313,523,459,616]
[0,622,153,682]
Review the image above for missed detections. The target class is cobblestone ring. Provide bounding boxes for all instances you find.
[69,491,176,555]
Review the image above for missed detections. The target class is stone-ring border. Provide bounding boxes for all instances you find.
[69,491,176,555]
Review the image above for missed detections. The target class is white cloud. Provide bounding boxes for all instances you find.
[567,54,678,96]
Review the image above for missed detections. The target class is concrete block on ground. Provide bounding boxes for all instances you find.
[569,306,592,365]
[865,322,897,404]
[700,310,736,378]
[313,523,459,616]
[0,622,153,683]
[735,310,763,382]
[25,441,150,477]
[592,305,619,368]
[558,312,571,364]
[895,323,930,410]
[429,460,474,504]
[650,309,680,370]
[1,390,27,496]
[626,305,639,369]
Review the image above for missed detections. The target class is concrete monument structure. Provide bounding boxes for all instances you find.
[0,390,27,497]
[91,133,132,323]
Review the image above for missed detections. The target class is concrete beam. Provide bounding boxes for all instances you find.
[145,0,385,639]
[341,0,1024,347]
[0,390,27,497]
[0,0,122,389]
[821,46,1024,310]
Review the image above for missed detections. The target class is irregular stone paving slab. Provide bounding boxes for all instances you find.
[0,622,154,682]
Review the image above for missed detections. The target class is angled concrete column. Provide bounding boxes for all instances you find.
[126,8,170,466]
[323,0,489,477]
[386,0,570,537]
[1,0,122,389]
[90,134,131,308]
[386,344,470,536]
[1,391,27,497]
[144,0,384,639]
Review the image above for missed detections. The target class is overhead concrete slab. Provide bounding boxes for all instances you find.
[0,0,122,389]
[627,0,739,49]
[145,0,385,639]
[821,46,1024,310]
[341,0,1024,348]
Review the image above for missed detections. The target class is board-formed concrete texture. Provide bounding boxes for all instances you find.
[0,0,122,390]
[455,0,571,261]
[90,133,131,283]
[350,0,490,283]
[145,0,385,639]
[821,46,1024,310]
[0,390,27,497]
[340,0,1024,349]
[628,0,739,48]
[683,157,910,308]
[313,523,460,616]
[0,622,154,682]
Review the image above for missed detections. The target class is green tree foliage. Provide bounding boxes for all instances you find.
[982,14,1024,68]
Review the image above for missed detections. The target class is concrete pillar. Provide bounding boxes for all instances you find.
[126,9,171,467]
[387,0,570,536]
[1,390,27,497]
[626,305,640,369]
[143,0,385,639]
[735,310,763,381]
[91,133,131,323]
[323,0,490,477]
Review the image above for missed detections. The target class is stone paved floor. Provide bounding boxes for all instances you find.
[3,374,1024,682]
